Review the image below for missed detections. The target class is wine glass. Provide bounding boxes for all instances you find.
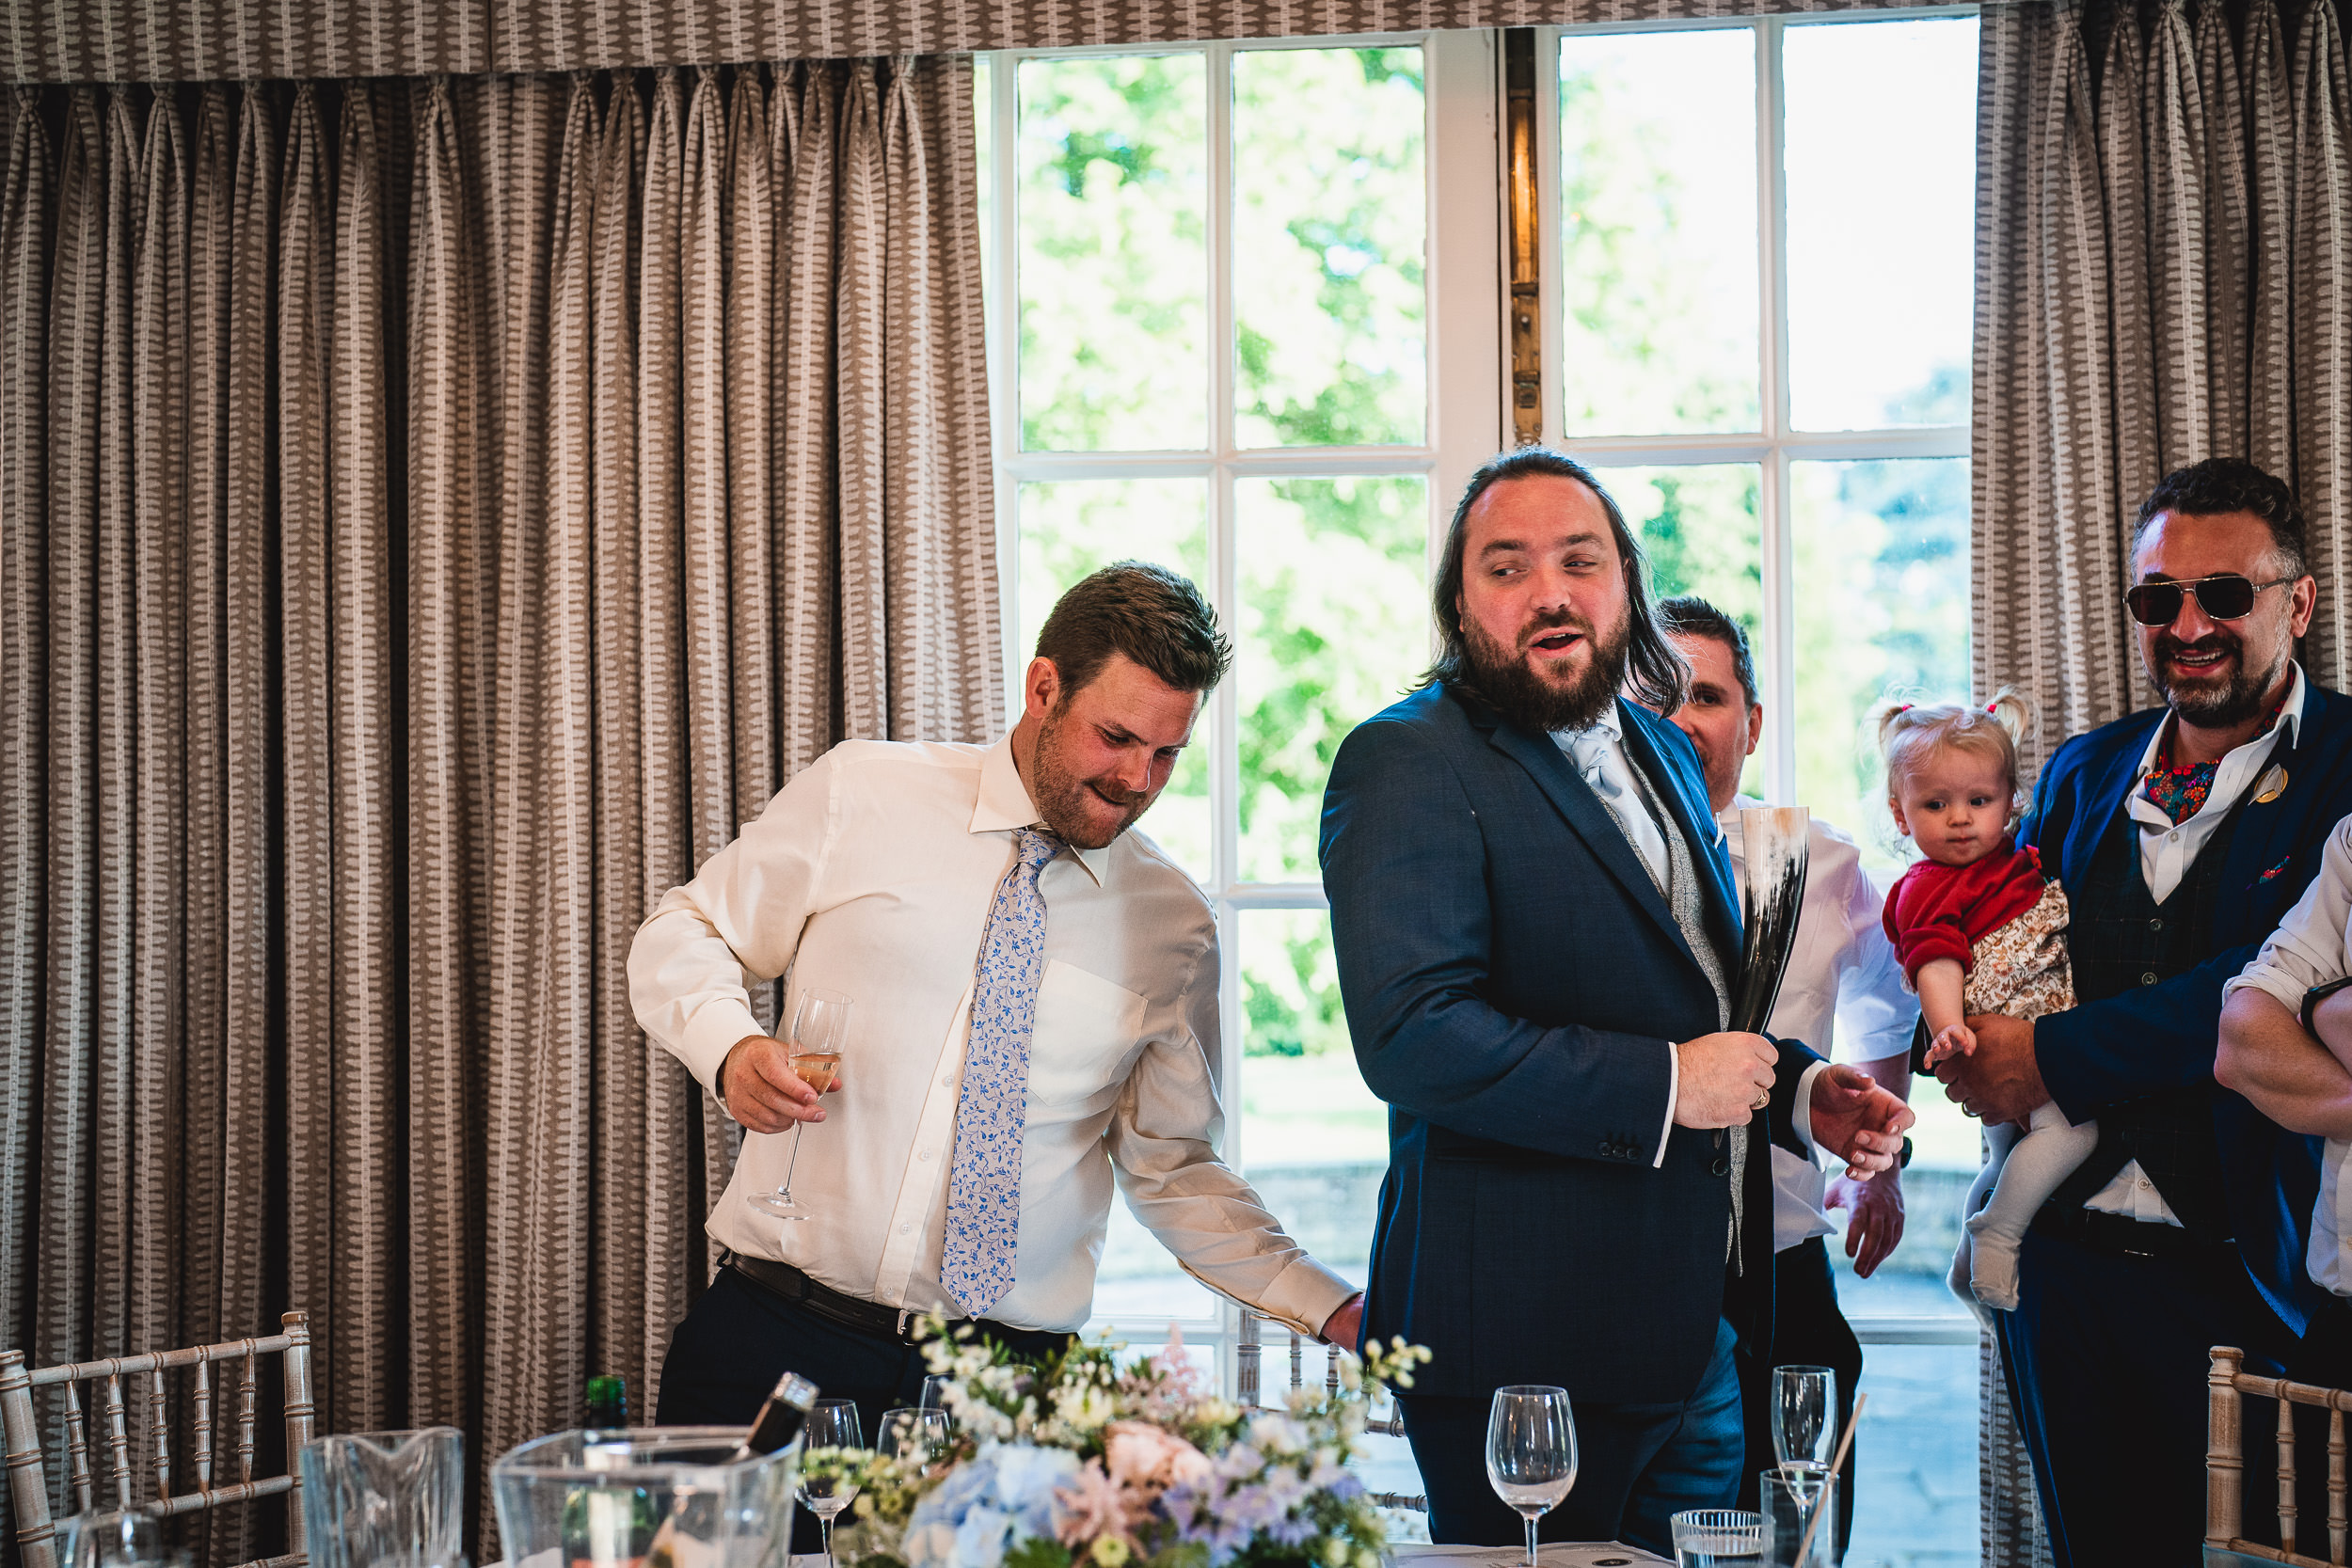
[1486,1386,1578,1568]
[797,1400,864,1568]
[749,987,853,1220]
[876,1406,952,1467]
[917,1374,954,1415]
[1770,1366,1836,1485]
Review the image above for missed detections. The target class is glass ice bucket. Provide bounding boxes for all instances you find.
[490,1429,799,1568]
[299,1428,466,1568]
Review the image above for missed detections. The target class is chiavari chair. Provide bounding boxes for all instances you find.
[1235,1307,1426,1513]
[1,1311,314,1568]
[2208,1343,2352,1565]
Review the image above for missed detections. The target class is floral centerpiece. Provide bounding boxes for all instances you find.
[807,1323,1431,1568]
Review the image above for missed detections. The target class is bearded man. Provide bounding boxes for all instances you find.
[1318,449,1913,1554]
[637,562,1362,1534]
[1932,457,2352,1565]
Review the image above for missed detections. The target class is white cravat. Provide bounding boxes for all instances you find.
[1555,716,1671,890]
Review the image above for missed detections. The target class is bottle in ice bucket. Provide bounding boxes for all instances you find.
[566,1376,656,1568]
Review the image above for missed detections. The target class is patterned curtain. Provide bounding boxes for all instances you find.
[0,59,998,1557]
[15,0,1966,84]
[1972,3,2350,1561]
[1974,0,2352,765]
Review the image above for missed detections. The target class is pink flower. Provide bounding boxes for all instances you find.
[1102,1421,1214,1496]
[1055,1459,1136,1545]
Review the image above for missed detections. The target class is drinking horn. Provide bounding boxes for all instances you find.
[1731,806,1812,1035]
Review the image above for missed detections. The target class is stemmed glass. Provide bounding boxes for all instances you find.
[1486,1386,1578,1568]
[749,987,852,1220]
[797,1400,864,1568]
[1770,1366,1836,1487]
[877,1407,952,1467]
[918,1374,954,1415]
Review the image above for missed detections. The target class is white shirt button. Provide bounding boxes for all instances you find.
[2170,830,2182,841]
[899,1224,914,1236]
[920,1149,935,1163]
[942,1074,955,1087]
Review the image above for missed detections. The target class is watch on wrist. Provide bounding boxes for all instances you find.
[2302,976,2352,1036]
[1898,1135,1915,1169]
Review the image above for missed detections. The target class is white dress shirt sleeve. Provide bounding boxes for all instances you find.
[1103,939,1359,1338]
[2227,814,2352,1015]
[629,754,834,1100]
[1833,877,1916,1068]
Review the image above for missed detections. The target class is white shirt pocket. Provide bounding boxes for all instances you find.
[1026,958,1149,1117]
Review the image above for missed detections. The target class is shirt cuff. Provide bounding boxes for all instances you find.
[1792,1059,1833,1160]
[1653,1040,1680,1170]
[682,997,770,1105]
[1188,1256,1360,1341]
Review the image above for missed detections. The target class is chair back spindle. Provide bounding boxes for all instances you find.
[1234,1309,1423,1514]
[2207,1344,2352,1566]
[1,1311,315,1568]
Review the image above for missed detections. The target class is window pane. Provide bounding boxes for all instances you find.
[1789,458,1970,878]
[1237,909,1383,1284]
[1019,55,1208,451]
[1559,30,1760,437]
[1236,476,1429,882]
[1785,18,1979,432]
[1018,479,1213,880]
[1232,46,1427,448]
[1845,1339,1982,1561]
[1590,463,1764,799]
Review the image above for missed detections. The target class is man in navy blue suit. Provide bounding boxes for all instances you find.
[1319,448,1914,1553]
[1932,457,2352,1564]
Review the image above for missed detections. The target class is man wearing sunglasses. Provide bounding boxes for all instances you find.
[1931,456,2348,1564]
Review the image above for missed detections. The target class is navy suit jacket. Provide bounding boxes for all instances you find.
[2019,683,2352,1335]
[1320,683,1820,1404]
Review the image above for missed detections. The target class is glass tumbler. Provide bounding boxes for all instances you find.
[1760,1468,1839,1568]
[1669,1508,1763,1568]
[56,1511,190,1568]
[492,1427,799,1568]
[299,1428,466,1568]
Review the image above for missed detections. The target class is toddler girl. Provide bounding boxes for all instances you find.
[1878,693,2088,1312]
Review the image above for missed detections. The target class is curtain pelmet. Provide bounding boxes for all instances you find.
[0,58,996,1559]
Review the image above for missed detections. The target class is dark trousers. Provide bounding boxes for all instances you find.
[1398,1318,1743,1558]
[1736,1239,1860,1554]
[1994,1230,2301,1567]
[658,1266,1075,1553]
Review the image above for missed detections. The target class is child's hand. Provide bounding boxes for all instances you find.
[1925,1022,1979,1065]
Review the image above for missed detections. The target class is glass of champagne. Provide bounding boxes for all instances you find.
[1486,1386,1577,1568]
[877,1406,952,1468]
[797,1400,864,1568]
[1770,1366,1836,1487]
[749,987,852,1220]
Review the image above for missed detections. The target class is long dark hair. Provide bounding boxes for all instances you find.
[1421,447,1689,713]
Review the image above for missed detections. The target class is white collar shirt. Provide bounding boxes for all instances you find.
[2224,812,2352,1293]
[2125,661,2306,903]
[2091,663,2307,1226]
[1721,800,1918,1252]
[628,732,1355,1336]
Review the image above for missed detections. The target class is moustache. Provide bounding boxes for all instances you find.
[2155,631,2241,668]
[1518,608,1595,650]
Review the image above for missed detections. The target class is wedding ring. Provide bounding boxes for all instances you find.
[1750,1088,1771,1111]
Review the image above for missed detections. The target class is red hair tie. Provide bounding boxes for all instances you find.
[1987,702,1999,714]
[1895,703,1914,713]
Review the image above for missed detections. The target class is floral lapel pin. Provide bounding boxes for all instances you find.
[2257,855,2293,884]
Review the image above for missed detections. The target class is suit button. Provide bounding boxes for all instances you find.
[1710,1155,1731,1178]
[2141,972,2159,986]
[2149,918,2163,931]
[1598,1141,1614,1157]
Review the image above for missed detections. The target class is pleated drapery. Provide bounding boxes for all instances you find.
[0,58,998,1555]
[1973,0,2352,762]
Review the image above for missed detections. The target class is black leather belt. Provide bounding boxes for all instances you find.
[2031,1204,2233,1261]
[725,1253,957,1345]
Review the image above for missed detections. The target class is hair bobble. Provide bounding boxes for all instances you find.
[1987,702,2000,714]
[1895,703,1915,713]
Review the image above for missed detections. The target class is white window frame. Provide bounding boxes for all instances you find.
[1537,8,1979,1350]
[982,28,1504,1381]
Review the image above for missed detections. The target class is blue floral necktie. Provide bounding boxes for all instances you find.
[941,826,1060,1317]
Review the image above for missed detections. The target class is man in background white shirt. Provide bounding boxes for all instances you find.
[633,563,1362,1476]
[1656,597,1917,1553]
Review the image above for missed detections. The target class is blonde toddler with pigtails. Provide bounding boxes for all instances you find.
[1876,690,2090,1314]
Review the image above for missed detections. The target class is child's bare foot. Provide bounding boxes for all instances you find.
[1926,1022,1979,1065]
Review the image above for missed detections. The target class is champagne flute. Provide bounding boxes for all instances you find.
[876,1407,952,1467]
[749,988,853,1220]
[1486,1386,1578,1568]
[1770,1366,1836,1487]
[797,1400,864,1568]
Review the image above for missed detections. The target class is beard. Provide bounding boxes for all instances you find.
[2149,625,2290,729]
[1459,603,1634,735]
[1028,707,1152,850]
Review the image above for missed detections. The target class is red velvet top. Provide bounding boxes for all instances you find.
[1880,839,2050,984]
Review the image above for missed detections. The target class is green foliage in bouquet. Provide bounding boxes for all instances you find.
[818,1321,1430,1568]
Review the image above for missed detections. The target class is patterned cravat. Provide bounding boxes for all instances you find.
[940,826,1060,1317]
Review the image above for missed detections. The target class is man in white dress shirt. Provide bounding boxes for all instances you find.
[1655,597,1917,1553]
[633,563,1362,1475]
